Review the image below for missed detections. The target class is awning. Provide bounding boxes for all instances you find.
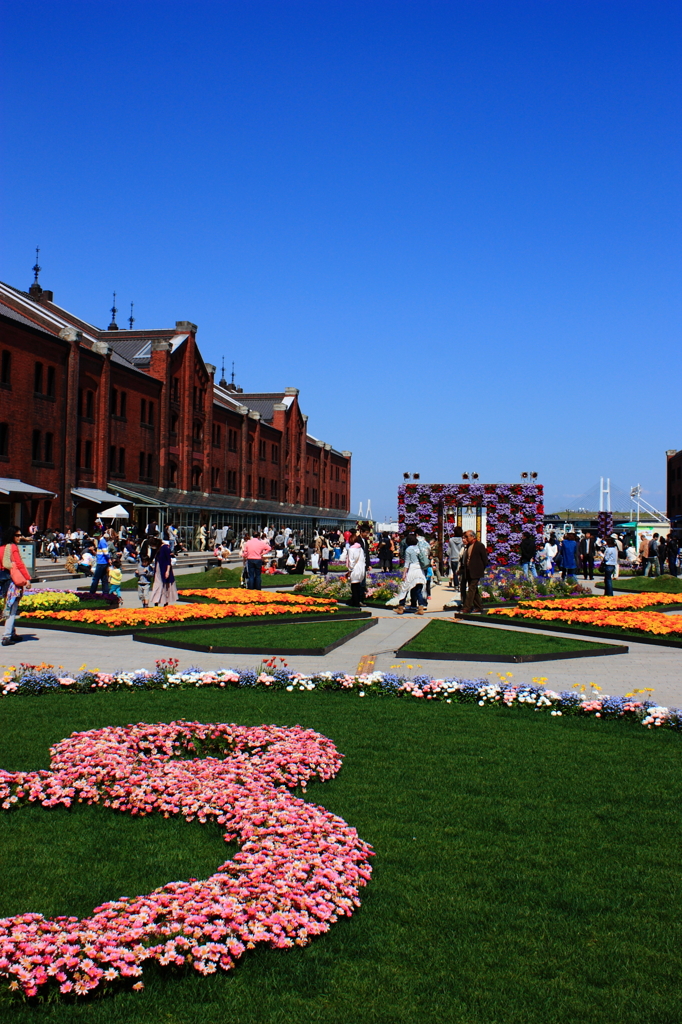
[107,483,168,508]
[0,477,56,498]
[72,488,133,505]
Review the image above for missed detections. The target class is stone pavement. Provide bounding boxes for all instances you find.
[4,572,682,709]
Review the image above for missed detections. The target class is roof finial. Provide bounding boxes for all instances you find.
[231,361,235,385]
[29,247,43,298]
[128,302,135,331]
[108,291,119,331]
[218,356,228,388]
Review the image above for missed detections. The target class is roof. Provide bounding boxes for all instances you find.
[233,393,287,422]
[0,282,101,342]
[105,333,187,367]
[108,481,349,519]
[0,299,60,337]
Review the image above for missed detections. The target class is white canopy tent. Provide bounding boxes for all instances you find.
[98,504,130,519]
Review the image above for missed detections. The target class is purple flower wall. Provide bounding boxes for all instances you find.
[397,482,544,567]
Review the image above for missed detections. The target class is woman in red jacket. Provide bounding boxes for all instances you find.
[0,526,32,646]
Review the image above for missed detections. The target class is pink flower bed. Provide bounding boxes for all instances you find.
[0,722,373,999]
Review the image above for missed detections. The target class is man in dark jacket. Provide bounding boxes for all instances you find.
[579,530,596,580]
[456,531,489,615]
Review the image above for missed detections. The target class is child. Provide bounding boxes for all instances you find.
[425,560,434,599]
[135,556,152,607]
[108,556,123,605]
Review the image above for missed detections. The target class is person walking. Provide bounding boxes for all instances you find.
[579,531,596,580]
[378,533,394,572]
[667,534,679,576]
[658,536,668,576]
[646,534,660,577]
[395,533,427,615]
[520,531,538,577]
[602,537,619,596]
[242,533,271,590]
[346,536,366,607]
[89,534,111,596]
[447,527,464,589]
[540,533,558,576]
[0,526,32,646]
[455,530,489,616]
[559,532,579,580]
[149,538,178,606]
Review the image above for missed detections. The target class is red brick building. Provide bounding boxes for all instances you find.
[0,274,352,542]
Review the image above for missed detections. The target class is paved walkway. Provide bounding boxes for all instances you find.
[5,572,682,709]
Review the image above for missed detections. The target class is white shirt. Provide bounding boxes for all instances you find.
[347,544,366,583]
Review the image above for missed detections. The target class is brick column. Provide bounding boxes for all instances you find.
[90,340,111,491]
[58,328,83,526]
[150,339,172,487]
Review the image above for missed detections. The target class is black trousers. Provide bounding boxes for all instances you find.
[582,554,594,579]
[462,577,483,613]
[349,582,364,606]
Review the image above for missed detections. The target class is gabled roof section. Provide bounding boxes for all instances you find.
[0,281,100,340]
[213,383,249,411]
[0,282,173,376]
[235,392,288,423]
[0,298,60,338]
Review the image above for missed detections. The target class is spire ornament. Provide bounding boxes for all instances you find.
[29,247,43,298]
[108,292,119,331]
[128,302,135,331]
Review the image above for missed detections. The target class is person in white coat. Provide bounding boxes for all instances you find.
[540,533,558,576]
[347,538,366,606]
[395,533,427,614]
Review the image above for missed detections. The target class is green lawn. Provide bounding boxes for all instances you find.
[137,617,375,653]
[0,690,680,1023]
[400,620,622,659]
[595,574,682,594]
[121,567,302,591]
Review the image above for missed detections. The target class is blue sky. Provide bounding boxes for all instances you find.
[2,1,680,518]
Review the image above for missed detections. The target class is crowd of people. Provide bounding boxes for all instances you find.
[3,517,679,641]
[517,529,680,596]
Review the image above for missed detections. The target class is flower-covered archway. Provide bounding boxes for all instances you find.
[397,482,544,566]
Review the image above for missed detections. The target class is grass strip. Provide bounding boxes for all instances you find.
[594,575,682,594]
[121,568,302,591]
[134,618,377,654]
[468,613,682,648]
[16,609,363,637]
[399,620,625,662]
[0,690,681,1024]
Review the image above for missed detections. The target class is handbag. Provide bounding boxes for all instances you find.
[2,545,25,588]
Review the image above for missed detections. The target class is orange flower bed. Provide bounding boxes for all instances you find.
[492,604,682,637]
[24,598,338,630]
[519,593,682,612]
[179,588,336,607]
